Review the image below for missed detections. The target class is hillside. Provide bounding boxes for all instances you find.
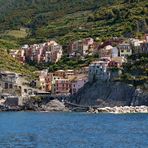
[0,0,148,48]
[0,48,36,77]
[121,53,148,89]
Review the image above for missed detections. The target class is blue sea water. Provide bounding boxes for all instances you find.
[0,112,147,148]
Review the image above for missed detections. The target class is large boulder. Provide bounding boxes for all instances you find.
[42,99,68,112]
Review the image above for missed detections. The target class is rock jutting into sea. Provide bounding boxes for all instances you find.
[87,106,148,114]
[41,99,69,112]
[22,99,69,112]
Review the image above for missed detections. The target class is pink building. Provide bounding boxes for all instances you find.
[22,41,63,64]
[71,78,88,94]
[54,79,71,95]
[18,49,26,64]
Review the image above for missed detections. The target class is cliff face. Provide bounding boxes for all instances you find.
[70,80,148,107]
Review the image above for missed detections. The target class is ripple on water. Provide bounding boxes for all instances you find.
[0,112,147,148]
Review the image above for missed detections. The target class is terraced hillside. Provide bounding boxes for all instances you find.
[0,0,147,48]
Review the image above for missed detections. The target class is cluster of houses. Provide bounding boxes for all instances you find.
[4,34,148,101]
[0,71,44,107]
[10,38,96,64]
[68,35,148,58]
[9,34,148,65]
[34,68,88,95]
[88,34,148,82]
[0,69,89,107]
[10,41,63,64]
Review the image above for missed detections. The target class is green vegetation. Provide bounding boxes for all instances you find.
[48,55,99,72]
[0,0,147,78]
[0,48,36,78]
[0,29,28,49]
[0,0,147,48]
[5,29,28,38]
[26,55,99,71]
[0,39,19,49]
[121,54,148,88]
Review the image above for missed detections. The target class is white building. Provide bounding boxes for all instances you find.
[0,71,19,91]
[129,38,143,54]
[88,61,110,82]
[71,78,88,94]
[112,47,118,58]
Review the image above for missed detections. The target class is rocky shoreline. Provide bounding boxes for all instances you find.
[0,99,69,112]
[87,106,148,114]
[1,103,148,114]
[0,105,21,112]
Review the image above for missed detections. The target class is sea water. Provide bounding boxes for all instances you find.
[0,112,147,148]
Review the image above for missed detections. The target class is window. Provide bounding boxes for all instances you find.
[127,49,130,52]
[9,84,13,89]
[73,89,76,93]
[5,83,8,89]
[24,89,27,93]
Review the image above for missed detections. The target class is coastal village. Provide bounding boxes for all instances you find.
[1,1,148,147]
[0,34,148,108]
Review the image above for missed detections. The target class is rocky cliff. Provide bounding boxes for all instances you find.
[70,80,148,107]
